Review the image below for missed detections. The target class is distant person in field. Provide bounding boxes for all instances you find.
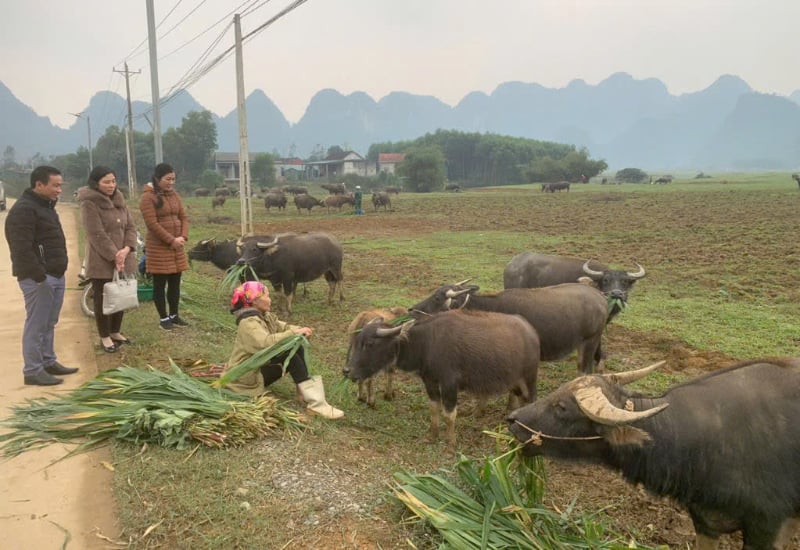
[4,165,78,385]
[224,281,344,420]
[139,163,190,331]
[354,185,363,215]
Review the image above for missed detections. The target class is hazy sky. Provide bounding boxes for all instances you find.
[3,0,798,129]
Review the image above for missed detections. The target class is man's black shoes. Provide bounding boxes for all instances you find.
[45,361,79,375]
[25,371,64,386]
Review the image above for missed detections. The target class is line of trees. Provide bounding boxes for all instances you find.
[369,129,608,190]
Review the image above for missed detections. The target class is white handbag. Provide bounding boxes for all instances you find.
[102,270,139,315]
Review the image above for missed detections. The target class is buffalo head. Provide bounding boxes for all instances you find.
[343,318,414,382]
[188,238,217,262]
[507,361,668,458]
[409,279,475,315]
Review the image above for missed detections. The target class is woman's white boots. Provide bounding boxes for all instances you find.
[297,376,344,420]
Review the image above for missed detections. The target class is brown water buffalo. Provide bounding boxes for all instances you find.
[321,182,346,195]
[282,185,308,195]
[384,186,401,195]
[214,187,232,197]
[411,282,607,374]
[344,309,540,453]
[294,193,324,214]
[503,253,645,321]
[793,174,800,188]
[264,193,287,212]
[211,196,226,209]
[372,191,391,211]
[346,306,408,407]
[236,231,344,314]
[323,193,355,213]
[508,358,800,550]
[194,188,211,197]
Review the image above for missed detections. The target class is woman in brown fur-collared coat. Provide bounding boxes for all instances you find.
[79,166,139,353]
[139,163,190,330]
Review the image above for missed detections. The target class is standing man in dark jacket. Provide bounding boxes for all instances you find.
[5,165,78,385]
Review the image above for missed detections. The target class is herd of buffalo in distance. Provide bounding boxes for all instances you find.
[186,175,800,549]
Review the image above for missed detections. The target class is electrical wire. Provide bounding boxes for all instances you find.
[117,0,185,66]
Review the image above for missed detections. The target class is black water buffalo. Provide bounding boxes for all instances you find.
[321,182,346,194]
[411,283,607,374]
[508,358,800,550]
[293,193,324,214]
[372,191,391,211]
[194,188,211,197]
[264,193,287,212]
[211,196,226,209]
[444,183,461,192]
[344,309,540,453]
[546,181,570,192]
[792,174,800,189]
[188,238,242,271]
[214,187,232,197]
[236,231,344,314]
[345,306,408,407]
[281,185,308,195]
[323,193,355,213]
[503,253,645,321]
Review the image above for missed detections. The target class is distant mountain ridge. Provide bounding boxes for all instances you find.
[2,73,799,170]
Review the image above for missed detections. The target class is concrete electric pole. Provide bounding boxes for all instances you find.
[145,0,163,164]
[114,63,141,199]
[234,13,253,236]
[69,111,93,176]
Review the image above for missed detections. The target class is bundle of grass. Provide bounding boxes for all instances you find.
[393,434,661,549]
[220,262,259,296]
[0,360,305,460]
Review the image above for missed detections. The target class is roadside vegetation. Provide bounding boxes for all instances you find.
[74,174,798,548]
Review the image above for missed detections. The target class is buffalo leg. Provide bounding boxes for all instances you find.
[383,368,394,401]
[442,406,457,455]
[775,518,800,549]
[694,534,720,550]
[426,400,441,443]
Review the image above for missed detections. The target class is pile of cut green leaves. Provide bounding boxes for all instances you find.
[0,360,304,460]
[394,440,661,549]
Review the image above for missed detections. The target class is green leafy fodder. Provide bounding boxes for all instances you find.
[0,361,304,460]
[220,262,259,296]
[393,439,659,549]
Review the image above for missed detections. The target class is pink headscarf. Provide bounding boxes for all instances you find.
[230,281,267,309]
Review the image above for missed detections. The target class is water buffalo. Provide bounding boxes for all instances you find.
[323,193,355,214]
[444,183,461,192]
[264,193,287,212]
[372,191,391,211]
[411,282,607,374]
[384,186,401,195]
[236,231,344,314]
[211,196,226,209]
[344,309,540,453]
[282,185,308,195]
[321,182,346,195]
[194,188,211,197]
[507,358,800,550]
[294,193,324,214]
[214,187,232,197]
[546,181,570,192]
[346,306,408,407]
[792,174,800,189]
[188,238,242,271]
[503,253,646,321]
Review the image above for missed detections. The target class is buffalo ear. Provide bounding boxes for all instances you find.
[266,245,280,256]
[602,425,652,447]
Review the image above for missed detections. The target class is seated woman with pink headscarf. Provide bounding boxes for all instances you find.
[223,281,343,420]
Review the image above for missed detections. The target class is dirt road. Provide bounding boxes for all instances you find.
[0,201,120,548]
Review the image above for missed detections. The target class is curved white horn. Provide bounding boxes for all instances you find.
[582,260,604,278]
[375,324,403,338]
[574,386,669,426]
[603,360,666,385]
[256,237,279,249]
[627,263,646,279]
[454,278,472,286]
[445,287,473,299]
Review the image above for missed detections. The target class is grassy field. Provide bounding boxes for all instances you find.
[84,173,799,548]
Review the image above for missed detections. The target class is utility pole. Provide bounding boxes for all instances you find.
[146,0,163,163]
[114,63,141,199]
[234,13,253,236]
[69,112,93,176]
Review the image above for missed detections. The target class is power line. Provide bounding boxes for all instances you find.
[116,0,188,65]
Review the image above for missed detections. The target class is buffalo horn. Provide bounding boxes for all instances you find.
[627,263,646,279]
[375,324,403,338]
[582,260,604,278]
[574,386,669,426]
[603,360,666,385]
[256,236,279,249]
[445,287,473,299]
[453,278,472,286]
